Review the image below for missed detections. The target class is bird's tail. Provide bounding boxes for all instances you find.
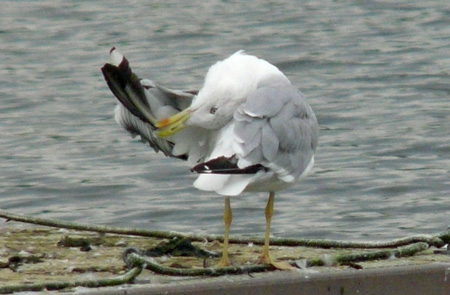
[101,47,158,127]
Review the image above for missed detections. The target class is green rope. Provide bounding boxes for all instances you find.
[126,252,271,276]
[0,210,448,249]
[0,265,143,294]
[308,242,429,267]
[0,209,441,291]
[264,235,446,249]
[123,242,429,276]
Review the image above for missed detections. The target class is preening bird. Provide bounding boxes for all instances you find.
[102,48,318,269]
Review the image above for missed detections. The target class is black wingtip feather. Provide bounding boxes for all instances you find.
[101,61,153,126]
[191,156,268,174]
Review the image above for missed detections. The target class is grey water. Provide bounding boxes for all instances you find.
[1,0,449,242]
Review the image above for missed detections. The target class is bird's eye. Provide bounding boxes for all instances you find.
[210,107,218,114]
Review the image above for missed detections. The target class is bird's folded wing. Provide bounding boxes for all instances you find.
[101,48,195,159]
[233,85,319,182]
[192,85,318,195]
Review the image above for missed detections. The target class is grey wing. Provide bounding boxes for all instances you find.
[233,85,319,181]
[101,49,195,159]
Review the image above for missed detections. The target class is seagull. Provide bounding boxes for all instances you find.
[101,48,319,269]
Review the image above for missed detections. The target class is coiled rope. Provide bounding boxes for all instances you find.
[0,210,448,293]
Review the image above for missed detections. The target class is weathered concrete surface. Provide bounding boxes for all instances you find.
[1,222,449,294]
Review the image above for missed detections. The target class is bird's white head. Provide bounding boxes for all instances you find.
[156,51,291,137]
[187,51,291,130]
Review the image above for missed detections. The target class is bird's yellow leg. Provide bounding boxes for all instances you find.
[216,196,232,267]
[258,192,295,270]
[260,192,274,262]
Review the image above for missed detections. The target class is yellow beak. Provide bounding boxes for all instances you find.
[155,108,193,137]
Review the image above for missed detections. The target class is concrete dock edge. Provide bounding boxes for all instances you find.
[78,263,450,295]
